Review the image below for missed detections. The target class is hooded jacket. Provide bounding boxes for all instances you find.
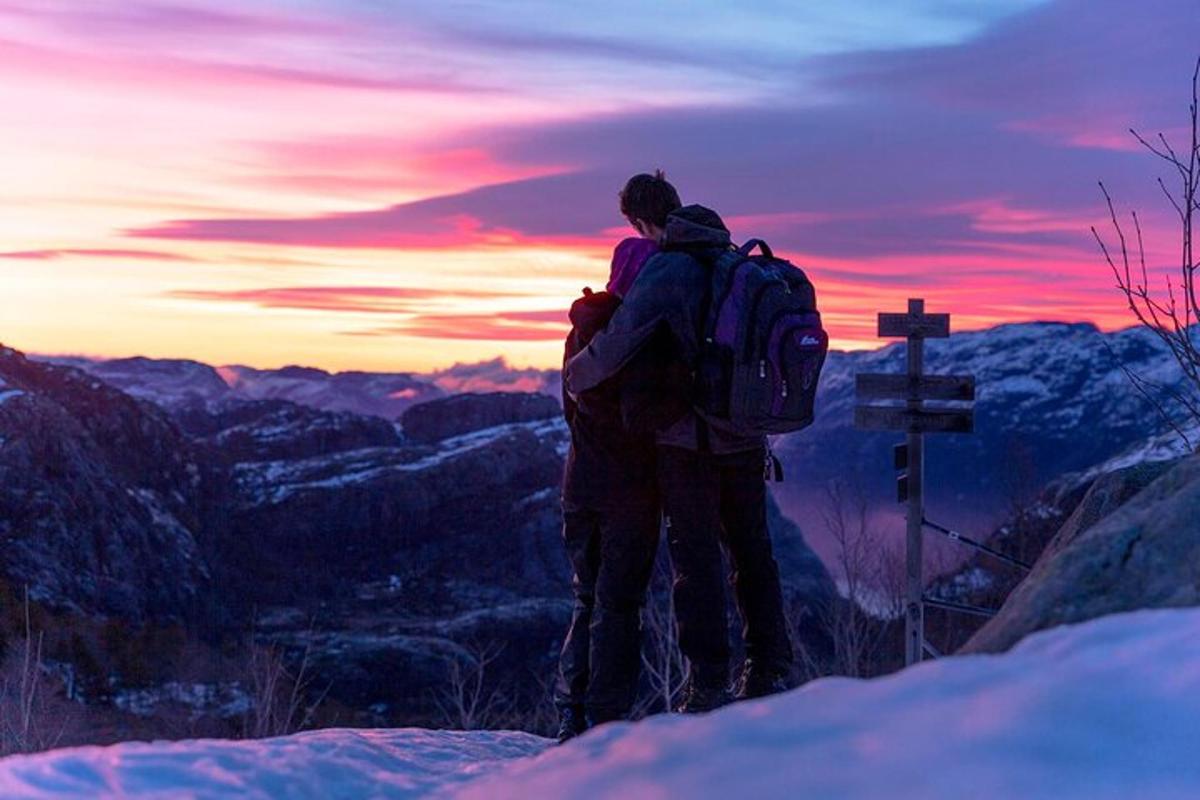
[564,205,764,454]
[561,288,688,509]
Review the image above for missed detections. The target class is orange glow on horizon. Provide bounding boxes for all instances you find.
[0,0,1185,373]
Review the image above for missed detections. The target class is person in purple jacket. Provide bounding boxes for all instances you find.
[554,178,691,742]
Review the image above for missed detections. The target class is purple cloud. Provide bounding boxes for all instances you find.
[126,0,1195,269]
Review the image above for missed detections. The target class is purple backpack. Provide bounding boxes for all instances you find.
[695,239,828,435]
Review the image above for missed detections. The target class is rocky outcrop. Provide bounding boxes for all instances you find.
[962,454,1200,654]
[0,346,223,621]
[226,416,570,604]
[1035,459,1179,564]
[176,398,401,462]
[43,356,233,410]
[399,393,561,444]
[923,471,1095,641]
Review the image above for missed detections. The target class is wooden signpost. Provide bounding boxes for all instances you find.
[854,298,976,666]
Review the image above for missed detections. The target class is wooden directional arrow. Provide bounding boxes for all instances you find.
[854,405,974,433]
[878,311,950,338]
[856,373,975,402]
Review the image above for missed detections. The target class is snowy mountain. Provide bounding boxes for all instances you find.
[217,364,444,419]
[2,607,1196,799]
[41,355,557,419]
[177,397,403,462]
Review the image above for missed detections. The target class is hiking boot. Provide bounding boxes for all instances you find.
[556,705,588,744]
[733,660,793,701]
[675,678,731,714]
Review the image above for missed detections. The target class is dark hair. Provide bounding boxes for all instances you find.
[619,170,681,228]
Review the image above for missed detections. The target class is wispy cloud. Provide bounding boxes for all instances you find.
[167,286,524,314]
[1,247,195,261]
[360,310,569,342]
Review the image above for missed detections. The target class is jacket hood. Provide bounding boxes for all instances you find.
[607,237,659,298]
[661,204,731,249]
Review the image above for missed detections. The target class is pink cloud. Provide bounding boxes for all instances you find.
[0,1,347,39]
[132,205,612,252]
[167,286,522,314]
[365,310,569,342]
[0,33,490,98]
[243,141,568,199]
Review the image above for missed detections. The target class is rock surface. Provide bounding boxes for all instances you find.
[177,398,402,462]
[0,346,223,621]
[399,392,561,443]
[963,454,1200,653]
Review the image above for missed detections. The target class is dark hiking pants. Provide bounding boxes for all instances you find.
[657,445,793,688]
[555,498,659,721]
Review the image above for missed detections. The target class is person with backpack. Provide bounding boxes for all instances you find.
[565,171,828,713]
[555,229,691,742]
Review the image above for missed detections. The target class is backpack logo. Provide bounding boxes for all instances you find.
[799,335,820,346]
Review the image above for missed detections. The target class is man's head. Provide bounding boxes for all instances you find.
[619,170,681,242]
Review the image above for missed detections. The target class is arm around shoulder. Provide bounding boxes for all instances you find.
[563,255,677,394]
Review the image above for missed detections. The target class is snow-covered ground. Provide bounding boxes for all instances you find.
[0,729,548,799]
[3,608,1198,799]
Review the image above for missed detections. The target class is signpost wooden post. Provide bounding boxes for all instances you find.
[854,298,975,666]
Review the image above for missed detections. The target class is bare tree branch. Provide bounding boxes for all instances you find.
[1094,55,1200,450]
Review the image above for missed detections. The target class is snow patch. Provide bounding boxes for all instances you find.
[0,729,547,799]
[236,419,566,507]
[0,388,26,406]
[462,607,1200,799]
[3,608,1200,798]
[112,682,252,719]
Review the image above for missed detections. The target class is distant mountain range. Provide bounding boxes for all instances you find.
[42,320,1190,563]
[42,355,558,419]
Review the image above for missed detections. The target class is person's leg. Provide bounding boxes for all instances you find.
[555,508,600,735]
[585,487,661,723]
[716,448,794,686]
[657,445,731,694]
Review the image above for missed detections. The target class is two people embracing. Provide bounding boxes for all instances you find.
[555,171,828,741]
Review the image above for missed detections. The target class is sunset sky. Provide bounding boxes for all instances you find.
[1,0,1197,372]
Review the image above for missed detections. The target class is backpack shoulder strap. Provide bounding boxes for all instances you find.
[697,246,742,343]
